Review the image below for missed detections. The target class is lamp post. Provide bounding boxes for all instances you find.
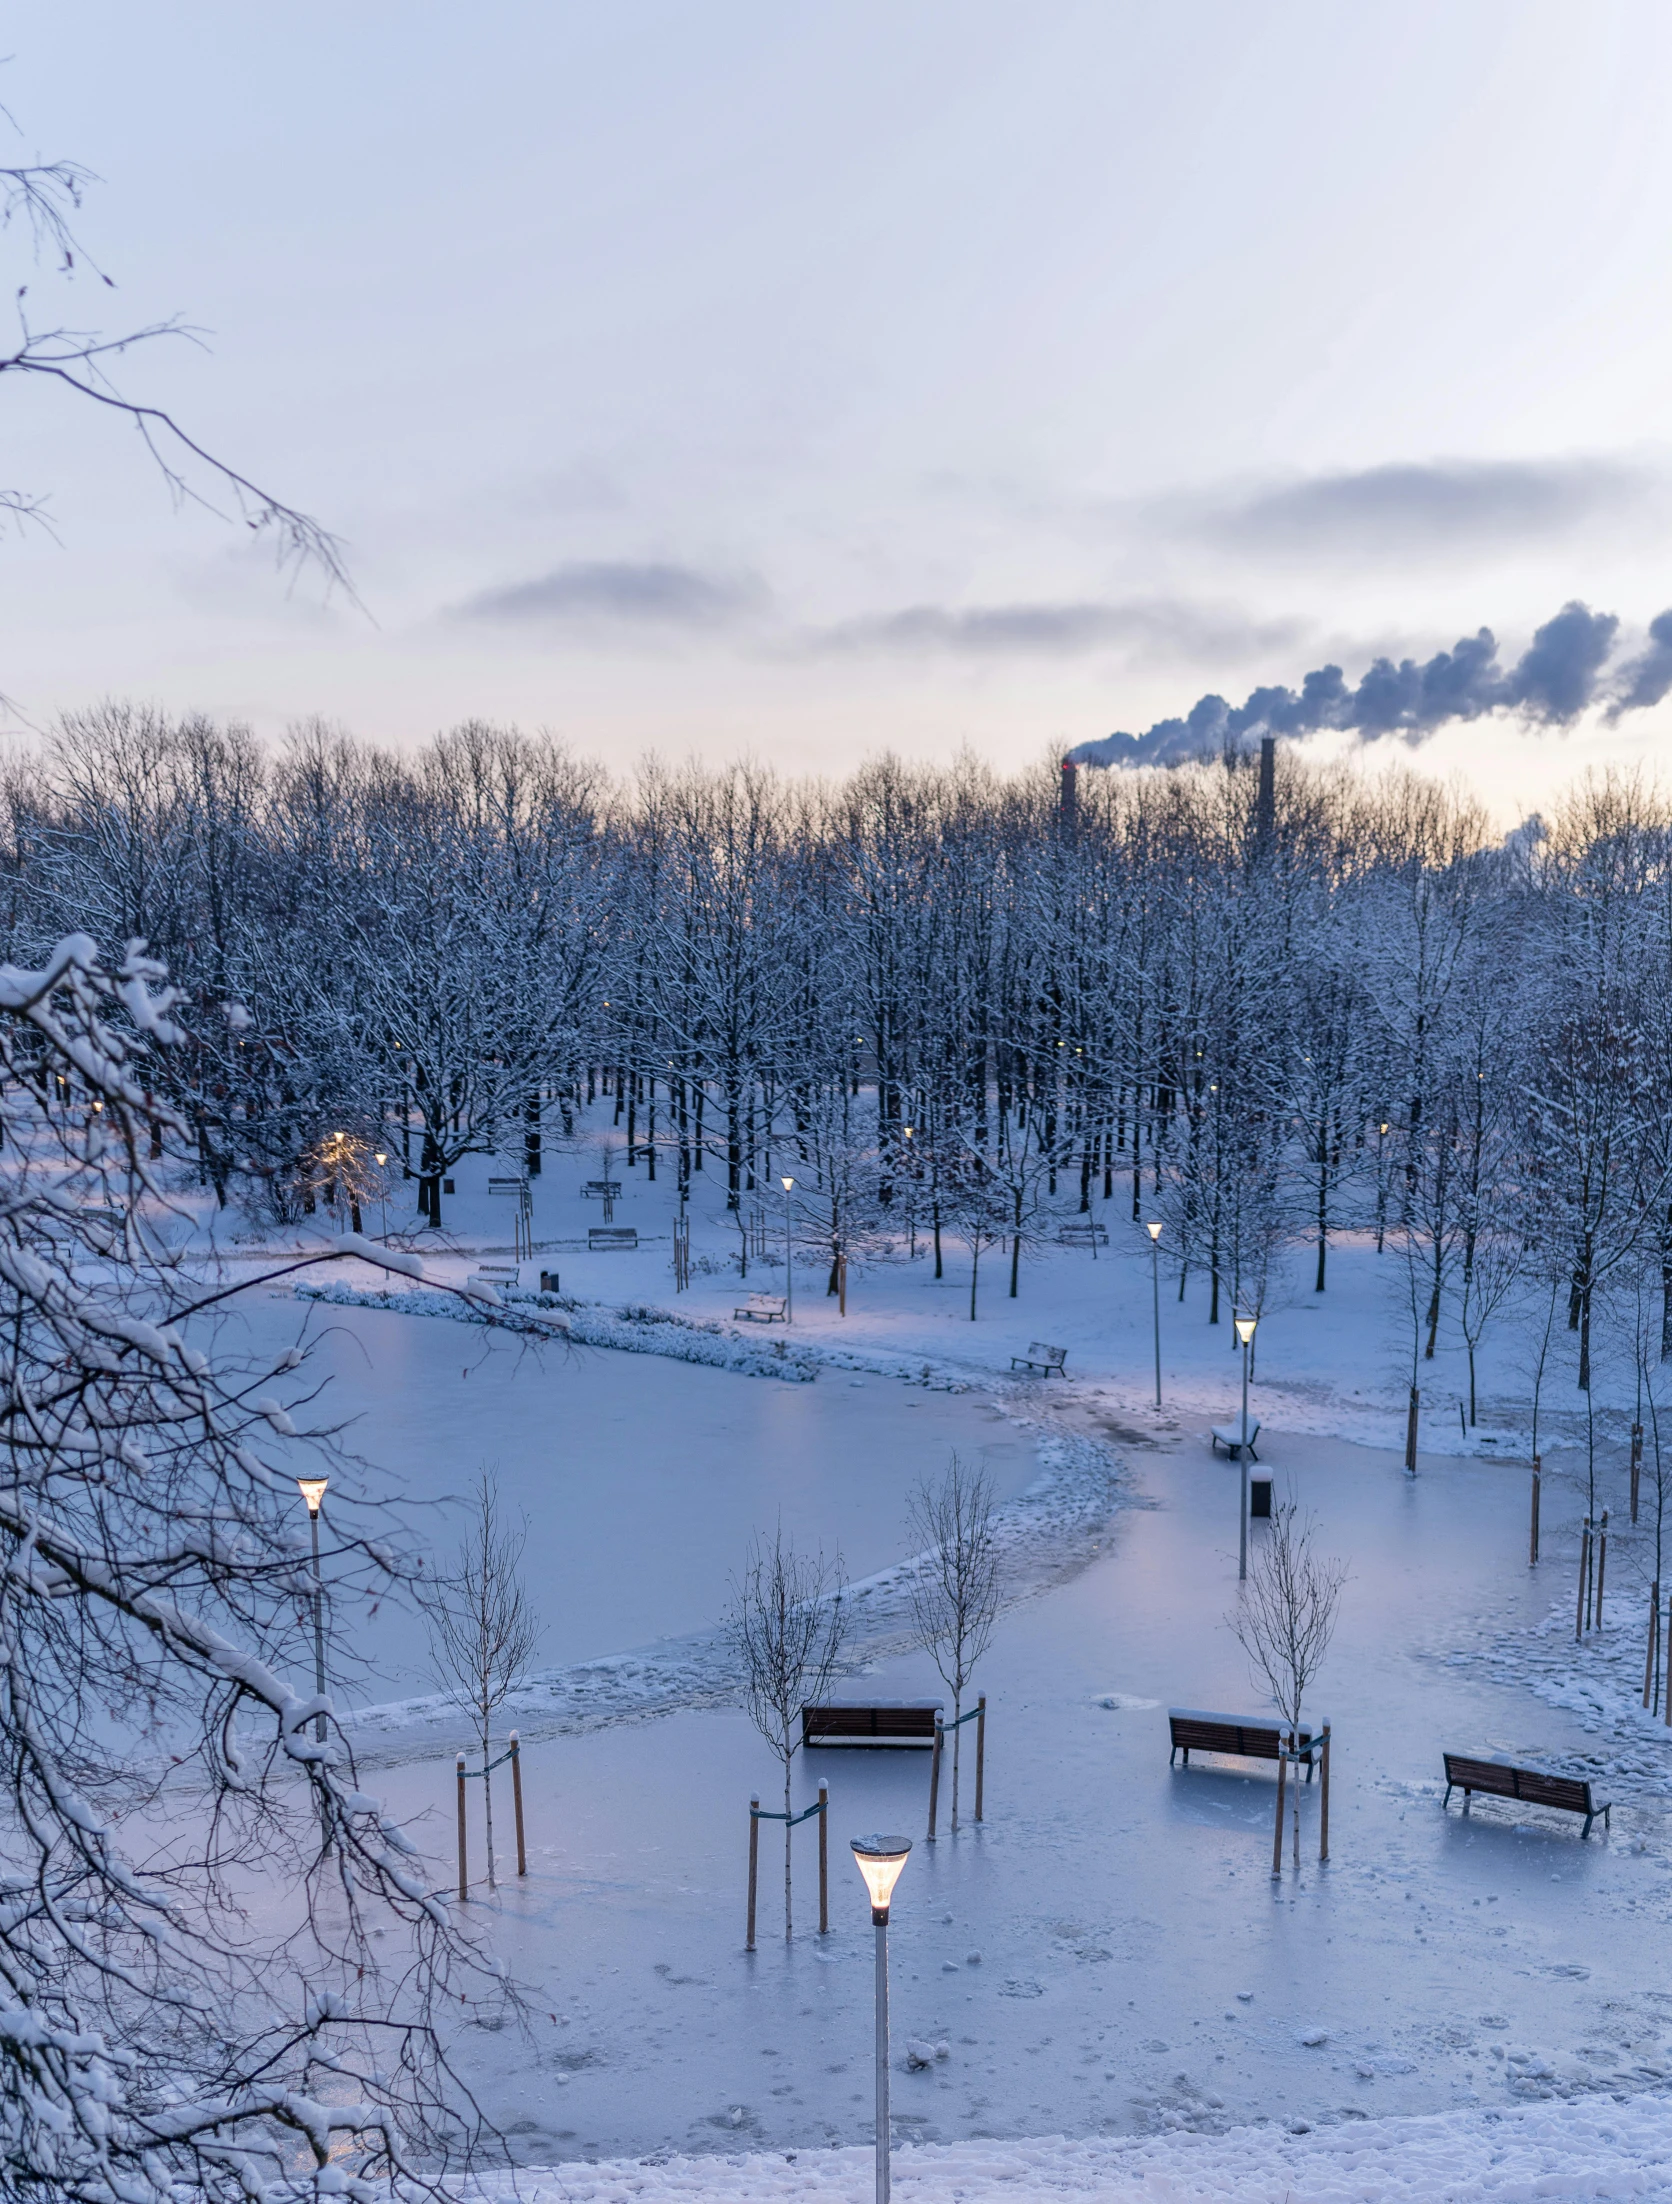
[1146,1221,1163,1407]
[781,1176,795,1321]
[297,1478,329,1741]
[902,1129,914,1260]
[1234,1315,1256,1581]
[851,1834,911,2204]
[374,1151,389,1240]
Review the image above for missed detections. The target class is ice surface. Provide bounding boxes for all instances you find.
[159,1141,1672,2186]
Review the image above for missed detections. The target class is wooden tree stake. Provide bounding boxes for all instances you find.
[818,1781,829,1935]
[1644,1584,1660,1712]
[927,1716,944,1840]
[510,1729,527,1877]
[1272,1738,1288,1877]
[1319,1724,1331,1864]
[1529,1457,1541,1565]
[1632,1424,1644,1524]
[456,1753,468,1903]
[1576,1520,1590,1641]
[974,1694,987,1823]
[1595,1510,1609,1629]
[746,1797,760,1951]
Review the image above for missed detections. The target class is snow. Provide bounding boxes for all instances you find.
[465,2092,1672,2201]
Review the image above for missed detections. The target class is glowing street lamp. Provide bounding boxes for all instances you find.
[1145,1221,1163,1408]
[781,1176,795,1322]
[297,1478,329,1742]
[851,1835,911,2204]
[1234,1315,1257,1581]
[374,1152,389,1240]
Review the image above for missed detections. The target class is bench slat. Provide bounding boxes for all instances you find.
[1442,1751,1607,1832]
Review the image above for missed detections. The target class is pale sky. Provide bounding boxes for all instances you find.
[8,2,1672,817]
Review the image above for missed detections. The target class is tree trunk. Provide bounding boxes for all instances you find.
[783,1756,794,1941]
[950,1689,963,1831]
[481,1729,497,1892]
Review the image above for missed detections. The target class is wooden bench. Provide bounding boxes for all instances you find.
[475,1262,519,1281]
[734,1293,788,1322]
[802,1701,943,1749]
[1057,1221,1109,1246]
[582,1180,624,1200]
[1210,1420,1261,1460]
[1011,1341,1067,1377]
[1442,1752,1611,1838]
[588,1227,638,1251]
[1169,1708,1324,1780]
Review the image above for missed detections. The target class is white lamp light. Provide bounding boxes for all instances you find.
[296,1476,329,1517]
[1234,1314,1257,1346]
[851,1833,911,1922]
[781,1175,795,1192]
[1146,1220,1162,1243]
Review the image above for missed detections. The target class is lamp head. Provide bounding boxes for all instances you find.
[850,1834,911,1922]
[781,1176,795,1192]
[1234,1314,1257,1347]
[375,1152,387,1166]
[1146,1220,1162,1243]
[296,1476,329,1517]
[1380,1121,1389,1135]
[902,1126,913,1139]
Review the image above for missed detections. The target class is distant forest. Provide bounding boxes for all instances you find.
[2,704,1667,1385]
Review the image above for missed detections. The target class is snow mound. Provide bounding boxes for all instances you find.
[468,2089,1672,2200]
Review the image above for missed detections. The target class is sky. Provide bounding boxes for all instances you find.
[6,2,1672,817]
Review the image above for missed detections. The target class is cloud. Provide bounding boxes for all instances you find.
[456,560,761,628]
[1068,599,1644,769]
[1188,456,1658,558]
[1609,609,1672,716]
[808,597,1304,662]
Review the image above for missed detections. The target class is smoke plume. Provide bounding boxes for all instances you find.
[1068,599,1665,768]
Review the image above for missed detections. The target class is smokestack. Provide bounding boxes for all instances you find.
[1059,757,1078,829]
[1255,736,1275,843]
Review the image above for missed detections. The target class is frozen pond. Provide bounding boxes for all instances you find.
[184,1289,1672,2171]
[217,1287,1039,1704]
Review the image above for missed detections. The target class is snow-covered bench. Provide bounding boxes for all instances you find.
[582,1180,623,1200]
[1442,1752,1611,1838]
[1011,1342,1067,1377]
[802,1700,942,1749]
[1169,1709,1324,1780]
[734,1293,787,1323]
[588,1227,638,1251]
[1057,1220,1108,1246]
[1210,1420,1261,1460]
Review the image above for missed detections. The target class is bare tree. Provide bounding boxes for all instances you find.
[0,932,508,2199]
[727,1529,846,1939]
[907,1454,1002,1829]
[424,1471,542,1891]
[0,120,349,588]
[1230,1504,1345,1867]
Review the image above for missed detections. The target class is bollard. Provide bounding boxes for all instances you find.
[1632,1424,1644,1524]
[1530,1457,1541,1565]
[1318,1724,1331,1865]
[927,1717,944,1840]
[1272,1734,1288,1877]
[974,1694,987,1823]
[1596,1510,1609,1629]
[818,1781,829,1935]
[746,1797,760,1951]
[456,1753,468,1903]
[510,1729,527,1877]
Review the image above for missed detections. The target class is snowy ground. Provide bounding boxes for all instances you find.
[161,1139,1672,2191]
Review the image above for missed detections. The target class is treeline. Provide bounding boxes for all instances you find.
[2,702,1670,1384]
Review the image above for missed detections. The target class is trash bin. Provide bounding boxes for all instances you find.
[1249,1476,1273,1519]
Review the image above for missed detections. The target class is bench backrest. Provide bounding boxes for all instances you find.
[589,1228,637,1246]
[802,1702,942,1744]
[1027,1342,1066,1365]
[1170,1709,1319,1760]
[1443,1752,1592,1812]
